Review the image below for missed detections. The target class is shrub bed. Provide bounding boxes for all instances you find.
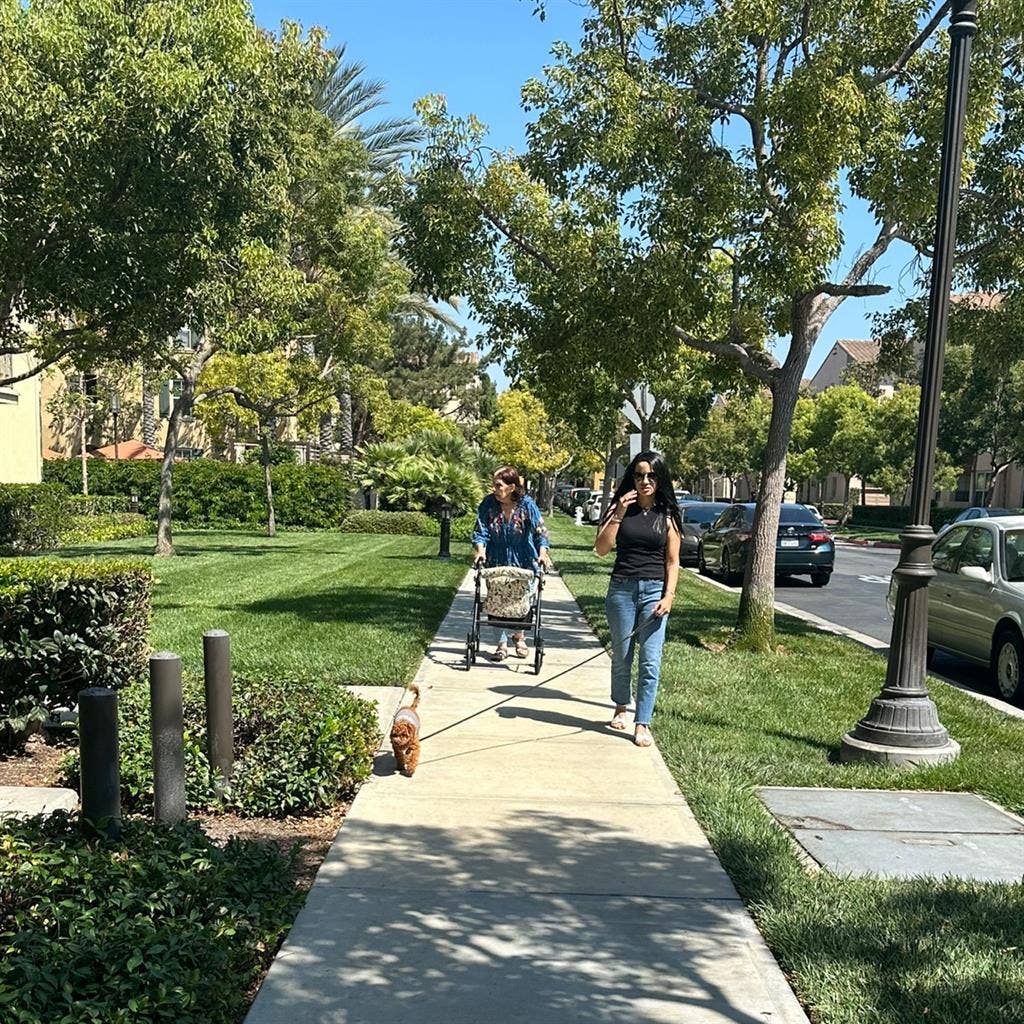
[849,505,968,531]
[63,676,381,818]
[44,459,354,528]
[60,512,153,546]
[0,813,300,1024]
[342,509,476,542]
[0,558,151,751]
[0,483,69,552]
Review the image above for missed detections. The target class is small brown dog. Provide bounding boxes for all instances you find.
[390,684,421,776]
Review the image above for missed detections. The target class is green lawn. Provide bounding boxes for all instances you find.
[57,531,470,683]
[832,527,902,543]
[547,515,1024,1024]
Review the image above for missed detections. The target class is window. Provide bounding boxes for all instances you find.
[174,447,204,461]
[1003,531,1024,582]
[958,527,993,573]
[953,473,971,503]
[779,506,818,524]
[933,526,970,573]
[712,509,734,530]
[972,473,993,505]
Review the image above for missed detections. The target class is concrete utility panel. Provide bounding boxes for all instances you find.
[758,787,1024,884]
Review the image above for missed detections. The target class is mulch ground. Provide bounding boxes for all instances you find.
[0,738,350,894]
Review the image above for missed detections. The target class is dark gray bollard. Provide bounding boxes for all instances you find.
[149,652,186,823]
[203,629,234,794]
[78,687,121,841]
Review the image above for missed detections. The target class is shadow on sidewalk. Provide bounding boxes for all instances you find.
[250,814,784,1024]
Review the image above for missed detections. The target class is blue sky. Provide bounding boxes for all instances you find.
[252,0,925,385]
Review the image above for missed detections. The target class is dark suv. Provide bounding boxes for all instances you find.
[697,503,835,587]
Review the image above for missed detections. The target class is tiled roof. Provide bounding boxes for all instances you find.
[92,440,163,460]
[835,339,880,363]
[951,292,1004,311]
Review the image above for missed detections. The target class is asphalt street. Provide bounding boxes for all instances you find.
[705,541,1023,717]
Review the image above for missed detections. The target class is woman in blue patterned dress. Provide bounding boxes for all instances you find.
[471,465,552,661]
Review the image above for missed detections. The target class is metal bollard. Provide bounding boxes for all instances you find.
[78,687,121,841]
[203,630,234,795]
[149,652,186,823]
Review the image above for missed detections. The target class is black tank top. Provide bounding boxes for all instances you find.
[611,505,667,580]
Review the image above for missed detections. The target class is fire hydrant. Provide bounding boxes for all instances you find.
[574,505,584,526]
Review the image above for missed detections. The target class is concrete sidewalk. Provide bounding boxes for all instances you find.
[246,570,808,1024]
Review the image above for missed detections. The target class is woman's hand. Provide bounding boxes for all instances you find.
[614,490,638,517]
[652,596,674,617]
[538,549,553,570]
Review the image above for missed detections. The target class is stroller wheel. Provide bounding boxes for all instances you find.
[466,632,476,668]
[534,638,545,676]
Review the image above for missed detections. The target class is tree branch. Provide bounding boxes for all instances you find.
[671,325,778,384]
[0,346,75,388]
[869,1,951,86]
[814,283,891,298]
[472,195,558,274]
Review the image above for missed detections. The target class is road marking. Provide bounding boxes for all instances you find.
[857,574,892,584]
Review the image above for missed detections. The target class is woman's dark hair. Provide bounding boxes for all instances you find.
[602,450,682,532]
[493,465,525,502]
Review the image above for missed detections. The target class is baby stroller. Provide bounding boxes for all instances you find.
[467,561,546,675]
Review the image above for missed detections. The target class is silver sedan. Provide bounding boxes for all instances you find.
[888,516,1024,704]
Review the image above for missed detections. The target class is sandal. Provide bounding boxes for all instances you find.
[514,637,529,658]
[491,643,508,662]
[608,708,628,731]
[634,726,653,748]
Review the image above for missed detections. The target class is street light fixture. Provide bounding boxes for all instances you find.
[110,391,121,461]
[841,0,978,765]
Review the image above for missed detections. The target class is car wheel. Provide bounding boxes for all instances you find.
[810,571,830,588]
[992,627,1024,704]
[722,550,740,586]
[697,545,708,576]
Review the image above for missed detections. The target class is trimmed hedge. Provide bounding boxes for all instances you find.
[0,483,69,552]
[819,503,848,520]
[63,675,381,818]
[60,512,153,546]
[0,813,300,1024]
[43,458,354,528]
[848,505,975,530]
[66,493,135,515]
[342,509,476,543]
[0,558,152,751]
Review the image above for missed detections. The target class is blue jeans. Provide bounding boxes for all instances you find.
[605,576,668,726]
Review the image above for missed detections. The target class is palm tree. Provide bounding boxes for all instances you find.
[312,45,422,173]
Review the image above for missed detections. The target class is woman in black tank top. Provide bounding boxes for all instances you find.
[594,451,682,747]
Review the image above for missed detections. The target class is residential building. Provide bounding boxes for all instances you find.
[0,353,43,483]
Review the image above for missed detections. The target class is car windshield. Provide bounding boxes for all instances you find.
[1004,531,1024,582]
[779,506,819,524]
[683,504,728,523]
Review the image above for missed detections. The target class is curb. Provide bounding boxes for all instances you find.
[834,538,903,549]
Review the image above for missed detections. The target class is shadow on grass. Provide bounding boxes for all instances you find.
[660,708,836,753]
[242,585,459,633]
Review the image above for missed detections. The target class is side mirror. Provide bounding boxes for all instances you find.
[959,565,992,584]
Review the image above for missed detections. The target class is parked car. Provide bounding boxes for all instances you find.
[677,501,731,565]
[567,488,593,514]
[803,503,825,523]
[698,503,835,586]
[936,507,1017,540]
[587,493,608,524]
[887,516,1024,704]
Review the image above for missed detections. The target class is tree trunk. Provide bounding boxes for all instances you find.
[736,369,802,652]
[600,443,616,510]
[338,378,353,457]
[79,406,89,496]
[155,398,185,556]
[141,375,156,447]
[259,425,276,537]
[640,418,652,451]
[318,411,334,452]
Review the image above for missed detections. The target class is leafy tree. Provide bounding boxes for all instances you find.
[358,429,486,516]
[195,350,334,535]
[395,1,1017,650]
[0,0,324,387]
[811,385,881,505]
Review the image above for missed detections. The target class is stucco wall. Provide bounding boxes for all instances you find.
[0,355,43,483]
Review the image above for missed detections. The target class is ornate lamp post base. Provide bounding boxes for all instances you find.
[840,731,960,766]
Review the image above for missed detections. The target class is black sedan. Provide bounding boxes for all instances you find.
[677,501,731,565]
[698,503,835,587]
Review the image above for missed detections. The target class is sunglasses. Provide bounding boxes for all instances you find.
[633,472,656,482]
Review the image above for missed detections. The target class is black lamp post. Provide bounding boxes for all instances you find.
[110,391,121,461]
[841,1,977,765]
[437,501,453,560]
